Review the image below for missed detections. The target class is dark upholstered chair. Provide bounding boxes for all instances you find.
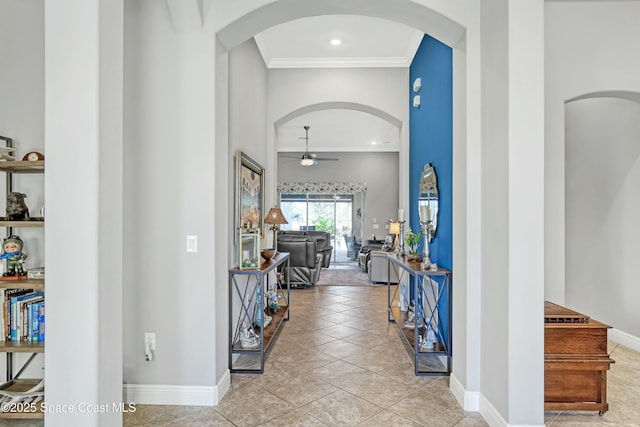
[279,230,333,268]
[276,235,323,288]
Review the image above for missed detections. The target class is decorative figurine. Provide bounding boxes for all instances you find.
[0,146,16,161]
[0,235,28,277]
[253,285,272,329]
[421,317,437,350]
[6,192,29,221]
[237,322,259,349]
[267,288,280,310]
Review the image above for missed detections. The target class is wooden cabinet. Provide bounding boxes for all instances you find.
[544,301,614,414]
[0,151,45,419]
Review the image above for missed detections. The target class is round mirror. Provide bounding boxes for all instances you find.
[418,163,438,241]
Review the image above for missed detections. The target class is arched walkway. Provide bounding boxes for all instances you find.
[274,101,402,129]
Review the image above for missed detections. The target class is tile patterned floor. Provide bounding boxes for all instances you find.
[125,285,640,426]
[3,284,638,426]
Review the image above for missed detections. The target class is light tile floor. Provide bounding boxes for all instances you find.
[125,284,640,426]
[3,284,638,426]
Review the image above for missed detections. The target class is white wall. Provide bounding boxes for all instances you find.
[123,0,217,399]
[268,67,407,192]
[45,0,124,425]
[545,1,640,304]
[478,1,545,425]
[565,97,640,340]
[229,38,269,255]
[268,67,408,126]
[480,0,510,417]
[277,152,399,240]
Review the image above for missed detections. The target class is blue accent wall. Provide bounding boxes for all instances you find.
[409,34,452,270]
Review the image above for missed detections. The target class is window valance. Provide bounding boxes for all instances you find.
[277,182,367,194]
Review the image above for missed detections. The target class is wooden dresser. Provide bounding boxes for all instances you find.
[544,301,614,414]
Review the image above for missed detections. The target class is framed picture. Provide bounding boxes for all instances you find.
[236,151,265,235]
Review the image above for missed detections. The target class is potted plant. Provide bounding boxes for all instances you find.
[405,227,421,260]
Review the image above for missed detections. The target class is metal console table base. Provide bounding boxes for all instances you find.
[229,252,290,374]
[386,254,452,376]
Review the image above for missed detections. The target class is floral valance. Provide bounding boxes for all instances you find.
[277,182,367,194]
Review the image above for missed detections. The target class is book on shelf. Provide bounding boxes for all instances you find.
[37,302,44,341]
[10,292,43,341]
[0,289,44,343]
[21,296,43,341]
[2,289,31,342]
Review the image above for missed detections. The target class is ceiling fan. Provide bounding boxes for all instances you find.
[282,125,339,166]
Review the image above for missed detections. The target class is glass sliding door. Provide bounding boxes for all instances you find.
[280,193,361,263]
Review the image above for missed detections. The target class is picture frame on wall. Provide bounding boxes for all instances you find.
[236,151,265,236]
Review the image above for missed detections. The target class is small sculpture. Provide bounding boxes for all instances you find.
[238,322,259,349]
[0,235,28,277]
[267,289,280,310]
[6,192,29,221]
[0,146,16,161]
[420,318,437,350]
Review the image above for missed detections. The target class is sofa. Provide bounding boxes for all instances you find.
[276,234,323,288]
[367,250,400,284]
[279,230,333,268]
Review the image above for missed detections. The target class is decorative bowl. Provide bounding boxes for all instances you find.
[261,249,276,261]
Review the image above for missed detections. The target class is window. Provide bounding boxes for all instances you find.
[280,193,359,263]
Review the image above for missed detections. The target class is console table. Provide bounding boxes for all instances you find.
[387,254,452,376]
[229,252,290,373]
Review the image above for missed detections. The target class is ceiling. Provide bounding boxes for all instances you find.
[253,15,423,157]
[254,15,423,69]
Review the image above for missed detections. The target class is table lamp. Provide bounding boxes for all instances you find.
[264,206,288,253]
[388,221,400,253]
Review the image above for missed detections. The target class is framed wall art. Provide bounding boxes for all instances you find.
[236,151,265,235]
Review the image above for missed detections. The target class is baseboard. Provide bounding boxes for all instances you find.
[449,373,479,411]
[123,370,231,406]
[479,393,507,427]
[479,393,545,427]
[609,328,640,352]
[217,369,231,402]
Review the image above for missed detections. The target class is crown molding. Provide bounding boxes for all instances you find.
[266,57,410,69]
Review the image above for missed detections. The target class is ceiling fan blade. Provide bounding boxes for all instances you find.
[314,157,339,161]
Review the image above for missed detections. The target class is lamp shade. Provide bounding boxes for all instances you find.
[388,222,400,235]
[264,206,288,225]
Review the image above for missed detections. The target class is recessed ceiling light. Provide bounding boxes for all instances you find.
[371,141,378,145]
[330,39,342,46]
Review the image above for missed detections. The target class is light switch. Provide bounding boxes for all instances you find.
[186,235,198,253]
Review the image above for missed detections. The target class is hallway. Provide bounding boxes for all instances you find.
[134,284,486,426]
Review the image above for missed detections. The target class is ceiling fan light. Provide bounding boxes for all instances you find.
[300,158,314,166]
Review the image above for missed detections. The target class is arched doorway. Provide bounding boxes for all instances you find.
[213,0,477,412]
